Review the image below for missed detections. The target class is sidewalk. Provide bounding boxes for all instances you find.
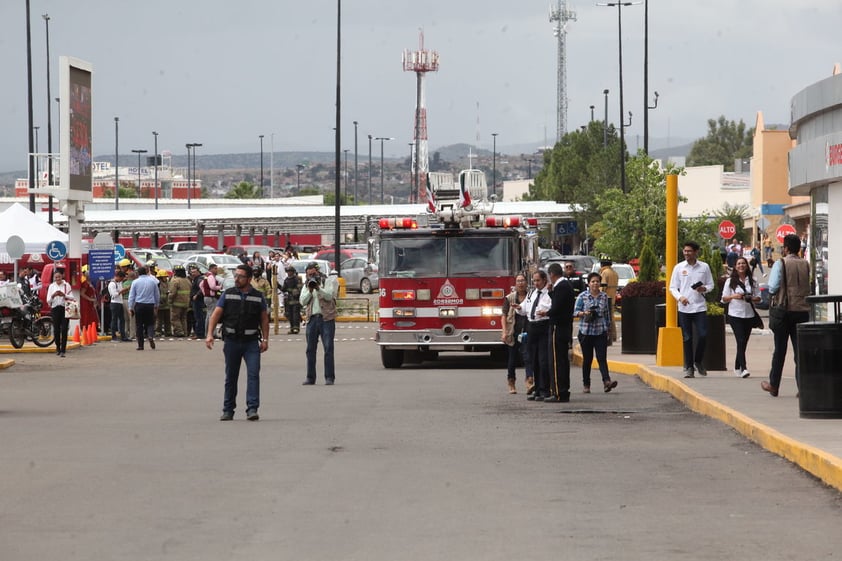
[576,321,842,493]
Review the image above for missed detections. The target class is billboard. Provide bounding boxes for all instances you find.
[60,56,93,202]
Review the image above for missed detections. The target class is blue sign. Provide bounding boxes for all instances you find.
[113,243,126,261]
[88,249,115,281]
[555,221,578,236]
[46,240,68,261]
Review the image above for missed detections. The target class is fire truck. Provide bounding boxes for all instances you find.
[374,168,539,368]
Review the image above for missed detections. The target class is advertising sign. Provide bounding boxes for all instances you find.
[60,56,93,202]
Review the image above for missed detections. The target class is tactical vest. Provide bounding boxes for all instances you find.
[220,287,265,341]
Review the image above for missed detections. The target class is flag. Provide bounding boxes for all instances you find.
[459,177,472,209]
[427,189,437,213]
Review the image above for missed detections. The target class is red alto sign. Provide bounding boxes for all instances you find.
[776,224,796,244]
[718,220,736,239]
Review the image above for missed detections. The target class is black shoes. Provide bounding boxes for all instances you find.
[325,379,335,385]
[149,338,156,350]
[219,411,234,421]
[246,409,259,421]
[302,380,315,385]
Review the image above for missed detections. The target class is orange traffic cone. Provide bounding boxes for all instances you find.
[72,325,81,343]
[80,326,88,346]
[87,323,95,344]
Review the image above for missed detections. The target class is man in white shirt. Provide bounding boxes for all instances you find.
[669,241,715,378]
[516,270,552,401]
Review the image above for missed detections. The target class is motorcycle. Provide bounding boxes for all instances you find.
[0,290,55,349]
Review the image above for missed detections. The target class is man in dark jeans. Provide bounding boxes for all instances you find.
[762,234,811,397]
[188,265,206,340]
[669,241,715,378]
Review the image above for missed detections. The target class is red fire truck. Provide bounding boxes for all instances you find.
[374,169,539,368]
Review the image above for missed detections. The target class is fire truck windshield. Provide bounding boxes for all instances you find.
[380,235,514,278]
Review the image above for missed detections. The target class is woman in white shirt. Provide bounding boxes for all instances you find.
[721,257,760,378]
[46,270,74,357]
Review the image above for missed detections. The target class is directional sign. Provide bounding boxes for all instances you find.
[113,243,126,261]
[88,249,116,281]
[46,240,68,261]
[718,220,736,239]
[776,224,797,244]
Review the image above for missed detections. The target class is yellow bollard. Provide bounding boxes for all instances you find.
[657,173,684,366]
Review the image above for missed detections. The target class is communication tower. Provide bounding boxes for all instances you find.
[402,30,439,204]
[549,0,577,142]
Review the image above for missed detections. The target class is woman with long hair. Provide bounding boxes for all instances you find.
[573,272,617,393]
[721,256,760,378]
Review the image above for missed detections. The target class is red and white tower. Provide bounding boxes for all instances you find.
[402,30,439,204]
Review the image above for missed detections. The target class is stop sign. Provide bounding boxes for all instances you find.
[776,224,797,244]
[718,220,736,239]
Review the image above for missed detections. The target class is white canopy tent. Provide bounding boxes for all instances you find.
[0,203,68,256]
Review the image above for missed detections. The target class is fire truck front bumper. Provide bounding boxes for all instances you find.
[375,328,501,349]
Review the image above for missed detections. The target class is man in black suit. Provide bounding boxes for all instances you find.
[544,262,575,402]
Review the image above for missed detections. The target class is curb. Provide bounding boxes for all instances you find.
[0,358,14,369]
[573,347,842,493]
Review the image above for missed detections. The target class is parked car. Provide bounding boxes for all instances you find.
[159,241,215,255]
[591,262,637,290]
[287,259,334,285]
[313,247,367,270]
[538,248,562,267]
[339,257,379,294]
[184,253,243,275]
[226,245,272,261]
[542,255,598,291]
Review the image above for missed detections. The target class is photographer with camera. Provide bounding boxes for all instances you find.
[300,262,338,385]
[574,273,617,393]
[669,241,715,378]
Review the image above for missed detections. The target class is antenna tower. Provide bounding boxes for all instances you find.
[402,30,439,204]
[549,0,576,142]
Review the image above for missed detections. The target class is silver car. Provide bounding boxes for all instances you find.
[339,257,379,294]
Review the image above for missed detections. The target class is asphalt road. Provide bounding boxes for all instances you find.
[1,325,840,561]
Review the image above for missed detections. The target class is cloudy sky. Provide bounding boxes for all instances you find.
[1,0,840,172]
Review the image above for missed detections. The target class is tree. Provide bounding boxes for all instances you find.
[225,181,261,199]
[593,153,684,262]
[686,116,753,171]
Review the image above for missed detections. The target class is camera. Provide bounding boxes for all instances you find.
[307,275,321,288]
[588,305,600,319]
[691,281,703,290]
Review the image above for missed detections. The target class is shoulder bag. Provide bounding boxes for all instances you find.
[768,259,787,332]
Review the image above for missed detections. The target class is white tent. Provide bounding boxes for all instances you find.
[0,202,68,255]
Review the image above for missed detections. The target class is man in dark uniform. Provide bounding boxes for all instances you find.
[206,264,269,421]
[545,261,575,402]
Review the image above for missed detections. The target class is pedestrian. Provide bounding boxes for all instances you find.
[169,266,192,337]
[206,264,269,421]
[108,270,129,341]
[763,234,773,261]
[574,272,617,393]
[0,270,10,286]
[202,263,223,336]
[128,266,160,351]
[516,270,552,401]
[598,258,619,344]
[762,234,811,397]
[155,269,173,337]
[300,262,338,385]
[501,273,532,395]
[722,257,760,379]
[79,266,99,331]
[122,267,136,340]
[46,269,74,357]
[250,268,272,301]
[188,264,205,340]
[281,265,302,334]
[750,245,764,275]
[562,261,582,296]
[545,262,575,402]
[669,241,715,378]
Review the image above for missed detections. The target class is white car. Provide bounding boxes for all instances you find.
[287,259,334,285]
[184,253,243,275]
[591,263,637,289]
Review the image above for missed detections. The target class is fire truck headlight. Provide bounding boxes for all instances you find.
[416,289,431,300]
[465,288,480,300]
[439,307,457,318]
[392,289,416,301]
[394,308,416,318]
[482,306,503,317]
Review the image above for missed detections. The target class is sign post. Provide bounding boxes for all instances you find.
[718,220,736,240]
[776,224,797,244]
[6,235,26,284]
[91,232,115,334]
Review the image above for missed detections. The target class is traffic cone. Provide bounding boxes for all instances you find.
[80,326,88,346]
[72,325,81,343]
[88,323,97,344]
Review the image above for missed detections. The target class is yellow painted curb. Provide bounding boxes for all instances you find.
[0,358,15,369]
[573,346,842,493]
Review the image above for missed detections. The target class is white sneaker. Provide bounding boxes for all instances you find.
[734,369,743,378]
[741,369,750,379]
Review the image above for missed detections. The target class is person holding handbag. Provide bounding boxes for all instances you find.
[722,257,761,378]
[762,234,810,397]
[46,269,74,357]
[501,273,532,395]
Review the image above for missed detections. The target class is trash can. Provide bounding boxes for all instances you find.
[797,295,842,419]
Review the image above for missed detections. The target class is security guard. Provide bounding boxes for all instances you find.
[206,264,269,422]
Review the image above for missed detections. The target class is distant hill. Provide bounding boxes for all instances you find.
[650,141,694,161]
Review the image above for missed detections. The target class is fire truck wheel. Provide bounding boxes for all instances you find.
[381,348,404,369]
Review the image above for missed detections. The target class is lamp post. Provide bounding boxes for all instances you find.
[186,143,202,208]
[590,105,595,122]
[644,0,649,155]
[33,126,39,154]
[353,120,359,204]
[185,144,191,207]
[408,142,415,202]
[526,157,534,179]
[374,136,394,204]
[599,1,639,194]
[43,13,54,224]
[296,163,304,191]
[114,117,120,210]
[131,149,147,197]
[491,132,498,198]
[603,89,609,147]
[270,133,274,198]
[258,134,264,198]
[646,91,660,154]
[152,131,159,209]
[25,0,37,212]
[343,148,349,203]
[367,134,373,204]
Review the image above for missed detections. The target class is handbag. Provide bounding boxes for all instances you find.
[749,302,764,329]
[65,300,80,319]
[768,259,787,332]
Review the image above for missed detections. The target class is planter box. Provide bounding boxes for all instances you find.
[621,296,664,354]
[700,313,727,371]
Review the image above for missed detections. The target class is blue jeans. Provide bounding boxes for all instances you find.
[110,302,125,339]
[192,298,206,338]
[506,337,532,380]
[222,338,261,413]
[305,315,335,381]
[678,311,708,370]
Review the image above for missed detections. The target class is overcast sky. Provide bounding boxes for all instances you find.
[1,0,840,173]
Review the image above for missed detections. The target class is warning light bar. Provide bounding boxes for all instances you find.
[484,215,533,228]
[379,217,418,230]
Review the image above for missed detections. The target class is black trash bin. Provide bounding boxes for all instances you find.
[797,321,842,419]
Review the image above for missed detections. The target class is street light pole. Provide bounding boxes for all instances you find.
[353,121,359,204]
[296,163,304,191]
[374,137,394,204]
[185,144,191,208]
[590,105,595,122]
[25,0,36,212]
[259,134,264,198]
[270,133,274,199]
[114,117,120,210]
[343,148,349,203]
[526,157,534,179]
[152,131,159,209]
[492,132,498,199]
[367,134,373,204]
[192,143,202,208]
[43,13,54,224]
[131,149,147,197]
